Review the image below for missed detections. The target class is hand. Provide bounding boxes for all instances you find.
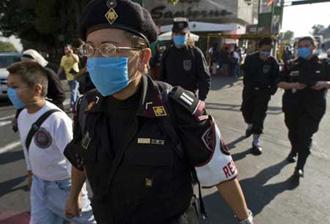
[311,81,330,90]
[11,118,18,132]
[65,194,81,218]
[27,171,33,189]
[291,82,306,90]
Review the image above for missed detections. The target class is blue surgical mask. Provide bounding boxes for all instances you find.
[87,57,130,97]
[7,87,25,109]
[297,47,312,59]
[260,51,271,58]
[173,35,187,48]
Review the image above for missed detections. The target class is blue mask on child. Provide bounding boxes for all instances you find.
[7,87,25,109]
[297,47,312,59]
[87,57,129,97]
[173,35,187,48]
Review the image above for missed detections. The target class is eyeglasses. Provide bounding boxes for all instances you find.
[79,43,141,57]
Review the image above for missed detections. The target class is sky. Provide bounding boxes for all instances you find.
[281,2,330,37]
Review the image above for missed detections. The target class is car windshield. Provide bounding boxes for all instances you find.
[0,55,21,68]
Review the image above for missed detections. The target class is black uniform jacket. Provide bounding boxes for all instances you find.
[243,52,279,94]
[64,75,217,223]
[159,45,211,101]
[278,56,330,118]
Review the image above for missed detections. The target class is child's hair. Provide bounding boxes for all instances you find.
[7,61,49,97]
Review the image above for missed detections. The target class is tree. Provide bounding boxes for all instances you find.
[278,30,294,43]
[0,0,91,61]
[311,24,325,35]
[0,41,17,52]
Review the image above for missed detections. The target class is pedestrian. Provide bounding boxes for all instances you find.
[21,49,65,109]
[208,42,221,75]
[57,44,80,110]
[12,49,66,133]
[64,1,254,223]
[159,17,211,101]
[241,37,279,155]
[277,36,330,178]
[71,39,95,94]
[6,61,95,224]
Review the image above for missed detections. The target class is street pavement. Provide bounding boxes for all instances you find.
[0,76,329,223]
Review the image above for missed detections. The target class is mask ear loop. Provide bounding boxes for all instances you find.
[127,50,143,84]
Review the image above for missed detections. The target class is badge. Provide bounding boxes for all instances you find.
[34,127,52,149]
[152,106,167,117]
[105,0,118,25]
[183,60,192,71]
[137,138,151,144]
[262,64,271,74]
[201,126,215,151]
[145,178,153,188]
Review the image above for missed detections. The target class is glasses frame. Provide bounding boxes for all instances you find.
[79,43,142,57]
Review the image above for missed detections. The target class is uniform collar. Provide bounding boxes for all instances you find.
[86,75,168,118]
[137,75,168,118]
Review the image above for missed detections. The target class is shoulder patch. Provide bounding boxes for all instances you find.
[169,87,205,117]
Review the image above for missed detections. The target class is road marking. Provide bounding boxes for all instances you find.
[0,114,14,121]
[0,141,21,154]
[0,120,11,127]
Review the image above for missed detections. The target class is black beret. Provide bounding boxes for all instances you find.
[172,17,189,33]
[80,0,158,44]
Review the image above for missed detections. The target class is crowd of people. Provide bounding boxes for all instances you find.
[4,0,330,224]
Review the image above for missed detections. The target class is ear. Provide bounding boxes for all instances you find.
[138,48,152,72]
[34,84,44,97]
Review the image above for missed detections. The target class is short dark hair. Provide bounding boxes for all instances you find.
[298,36,317,47]
[7,61,48,97]
[259,37,273,47]
[64,44,72,49]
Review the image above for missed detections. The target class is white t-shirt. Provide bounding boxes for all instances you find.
[18,101,72,181]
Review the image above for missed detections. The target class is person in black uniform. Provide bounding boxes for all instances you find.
[278,36,330,178]
[241,37,279,155]
[159,17,211,101]
[63,1,255,224]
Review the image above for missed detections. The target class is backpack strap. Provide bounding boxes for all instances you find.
[25,109,60,151]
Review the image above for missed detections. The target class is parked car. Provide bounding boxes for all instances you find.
[0,52,21,96]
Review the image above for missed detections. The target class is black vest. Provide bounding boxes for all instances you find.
[79,78,193,223]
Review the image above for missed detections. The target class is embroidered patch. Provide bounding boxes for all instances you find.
[201,125,216,152]
[183,60,192,71]
[34,127,52,149]
[262,64,271,74]
[105,8,118,25]
[152,106,167,117]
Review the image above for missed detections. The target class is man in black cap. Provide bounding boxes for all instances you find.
[241,37,279,155]
[64,1,254,223]
[159,17,211,101]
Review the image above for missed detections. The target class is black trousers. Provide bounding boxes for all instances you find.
[91,200,199,224]
[283,96,326,170]
[241,87,271,135]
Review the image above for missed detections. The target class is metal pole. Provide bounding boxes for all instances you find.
[256,0,261,34]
